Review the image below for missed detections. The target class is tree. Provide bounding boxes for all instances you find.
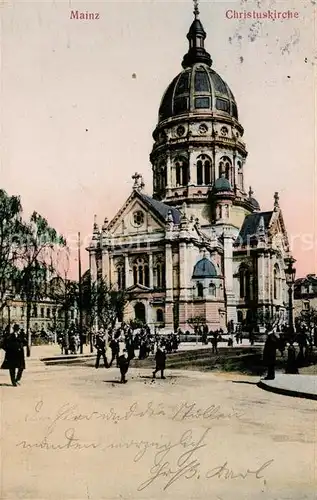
[18,212,66,356]
[0,189,26,313]
[82,271,128,334]
[187,315,206,344]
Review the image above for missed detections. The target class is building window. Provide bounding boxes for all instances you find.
[41,307,44,318]
[175,73,189,95]
[70,310,74,320]
[196,154,212,186]
[194,70,210,92]
[174,157,189,187]
[32,306,38,318]
[133,210,144,227]
[156,309,164,322]
[117,265,125,290]
[273,265,280,300]
[216,98,230,113]
[209,282,216,297]
[133,258,149,287]
[197,282,204,298]
[219,156,232,183]
[239,265,251,301]
[237,161,243,190]
[174,97,188,114]
[195,97,210,109]
[156,262,165,289]
[303,301,310,311]
[47,308,51,318]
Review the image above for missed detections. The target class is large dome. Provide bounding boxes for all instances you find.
[159,63,238,122]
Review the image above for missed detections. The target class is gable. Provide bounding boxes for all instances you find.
[234,211,272,247]
[110,197,165,236]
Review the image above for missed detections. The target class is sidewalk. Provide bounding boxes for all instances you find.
[258,374,317,401]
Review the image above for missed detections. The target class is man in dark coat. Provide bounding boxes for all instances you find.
[262,330,279,380]
[109,336,120,367]
[118,349,130,383]
[152,344,166,379]
[94,330,108,368]
[1,324,26,386]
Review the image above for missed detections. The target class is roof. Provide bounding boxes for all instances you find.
[213,176,232,192]
[235,211,272,246]
[249,197,261,210]
[139,193,181,224]
[158,64,237,122]
[192,258,217,278]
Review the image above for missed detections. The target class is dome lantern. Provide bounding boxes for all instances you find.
[182,0,212,69]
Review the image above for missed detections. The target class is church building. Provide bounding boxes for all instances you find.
[88,6,293,332]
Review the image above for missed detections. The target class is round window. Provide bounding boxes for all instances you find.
[220,126,229,136]
[198,123,208,134]
[176,125,185,137]
[133,210,144,227]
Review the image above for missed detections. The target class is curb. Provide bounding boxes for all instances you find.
[257,381,317,401]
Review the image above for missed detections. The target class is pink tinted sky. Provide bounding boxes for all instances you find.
[1,0,316,278]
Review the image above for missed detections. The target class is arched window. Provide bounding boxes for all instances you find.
[196,154,212,186]
[239,265,251,301]
[156,309,164,322]
[117,264,125,290]
[174,157,189,187]
[209,282,216,297]
[273,264,280,300]
[197,282,204,298]
[237,161,243,190]
[219,156,232,184]
[155,261,165,289]
[133,258,149,287]
[237,310,243,323]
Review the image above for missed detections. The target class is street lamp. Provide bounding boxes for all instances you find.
[285,257,296,335]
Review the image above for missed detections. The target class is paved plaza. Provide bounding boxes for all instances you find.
[0,348,316,500]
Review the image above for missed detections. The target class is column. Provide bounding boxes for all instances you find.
[102,249,109,282]
[124,254,132,288]
[109,254,113,287]
[223,228,237,326]
[190,152,197,185]
[179,242,187,300]
[89,250,97,283]
[166,151,172,189]
[257,252,265,303]
[149,252,153,288]
[165,243,174,330]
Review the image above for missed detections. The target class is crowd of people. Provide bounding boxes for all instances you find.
[93,324,180,383]
[0,319,316,386]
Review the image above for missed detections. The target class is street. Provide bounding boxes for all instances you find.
[0,353,316,499]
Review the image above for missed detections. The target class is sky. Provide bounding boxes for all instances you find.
[0,0,316,278]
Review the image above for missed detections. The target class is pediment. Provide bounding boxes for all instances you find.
[107,191,165,237]
[126,284,152,293]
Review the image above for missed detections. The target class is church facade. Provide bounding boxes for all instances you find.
[88,8,293,332]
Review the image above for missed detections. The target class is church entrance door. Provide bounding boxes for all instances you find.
[134,302,146,323]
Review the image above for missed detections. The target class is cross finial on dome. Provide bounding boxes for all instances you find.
[193,0,199,19]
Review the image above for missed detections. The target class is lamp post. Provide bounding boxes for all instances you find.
[5,292,14,334]
[285,257,296,335]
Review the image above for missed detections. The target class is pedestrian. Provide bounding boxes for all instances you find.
[285,340,299,374]
[1,324,26,387]
[211,331,219,354]
[109,336,119,367]
[262,330,279,380]
[118,349,130,383]
[152,344,166,379]
[95,330,108,368]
